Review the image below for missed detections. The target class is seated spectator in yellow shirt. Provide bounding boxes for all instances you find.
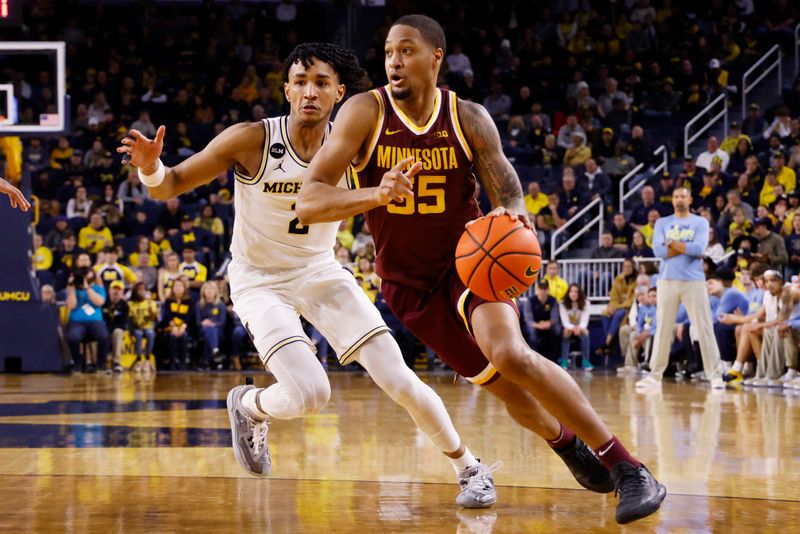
[774,153,796,192]
[179,245,208,289]
[32,233,53,272]
[524,181,549,216]
[727,208,753,244]
[94,246,138,289]
[542,260,569,301]
[130,236,161,267]
[336,219,355,250]
[78,212,114,255]
[563,132,592,167]
[759,169,780,207]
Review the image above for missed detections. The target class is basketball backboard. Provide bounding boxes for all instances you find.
[0,41,67,135]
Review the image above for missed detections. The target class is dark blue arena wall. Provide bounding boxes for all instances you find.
[0,174,61,372]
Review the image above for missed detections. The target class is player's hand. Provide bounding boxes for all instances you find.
[374,156,421,205]
[0,177,31,212]
[118,126,166,174]
[474,206,534,232]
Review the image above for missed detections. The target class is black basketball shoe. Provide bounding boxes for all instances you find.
[612,462,667,524]
[555,436,615,493]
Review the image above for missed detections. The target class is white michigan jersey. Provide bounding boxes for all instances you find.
[231,115,357,269]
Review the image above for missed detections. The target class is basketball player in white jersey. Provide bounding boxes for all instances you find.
[0,176,30,212]
[117,43,497,508]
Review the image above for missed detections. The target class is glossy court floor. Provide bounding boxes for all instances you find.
[0,371,798,533]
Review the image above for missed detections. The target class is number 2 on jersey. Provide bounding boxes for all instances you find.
[288,203,309,235]
[387,175,446,215]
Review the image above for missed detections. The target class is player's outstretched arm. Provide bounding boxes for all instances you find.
[296,93,420,225]
[457,99,530,229]
[0,176,30,212]
[117,123,263,200]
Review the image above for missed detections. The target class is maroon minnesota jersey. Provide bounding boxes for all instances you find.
[355,85,480,290]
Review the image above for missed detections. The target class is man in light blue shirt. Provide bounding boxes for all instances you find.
[636,187,724,389]
[709,267,749,364]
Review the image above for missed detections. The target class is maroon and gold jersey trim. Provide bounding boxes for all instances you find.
[449,92,473,162]
[234,119,270,185]
[353,90,385,173]
[385,86,442,135]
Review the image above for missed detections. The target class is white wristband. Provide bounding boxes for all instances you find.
[138,159,165,187]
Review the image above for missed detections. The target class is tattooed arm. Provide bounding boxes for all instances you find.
[457,99,531,228]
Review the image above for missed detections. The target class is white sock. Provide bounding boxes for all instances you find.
[732,361,743,373]
[242,388,268,421]
[450,446,479,474]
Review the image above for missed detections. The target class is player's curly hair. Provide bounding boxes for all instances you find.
[282,43,368,93]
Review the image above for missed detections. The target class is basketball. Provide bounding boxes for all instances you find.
[455,215,542,301]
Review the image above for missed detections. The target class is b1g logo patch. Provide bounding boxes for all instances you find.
[269,143,286,159]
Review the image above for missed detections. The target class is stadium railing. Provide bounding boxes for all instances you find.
[619,145,667,213]
[683,93,728,158]
[795,22,800,76]
[558,257,660,304]
[550,197,604,259]
[741,44,783,119]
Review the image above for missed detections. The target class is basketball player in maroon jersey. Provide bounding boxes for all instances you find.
[297,16,666,524]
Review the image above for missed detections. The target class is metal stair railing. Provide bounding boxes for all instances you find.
[619,145,667,213]
[550,197,603,259]
[742,44,782,118]
[684,93,727,158]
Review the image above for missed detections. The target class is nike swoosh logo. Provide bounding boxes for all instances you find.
[385,128,403,136]
[598,443,614,456]
[524,265,537,278]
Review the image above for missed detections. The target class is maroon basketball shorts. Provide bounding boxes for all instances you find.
[381,268,517,386]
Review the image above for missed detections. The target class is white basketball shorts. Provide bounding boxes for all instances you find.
[228,257,389,366]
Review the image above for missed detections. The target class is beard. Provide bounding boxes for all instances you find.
[390,86,412,100]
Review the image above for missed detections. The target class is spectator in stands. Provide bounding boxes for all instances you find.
[542,260,568,301]
[591,231,624,259]
[729,139,755,179]
[721,270,785,385]
[631,186,657,229]
[157,198,187,236]
[618,283,649,374]
[24,138,50,175]
[524,181,548,217]
[579,158,611,204]
[523,280,561,362]
[50,137,73,170]
[179,245,208,290]
[784,214,800,277]
[482,82,511,122]
[602,141,636,180]
[696,136,730,172]
[130,236,159,268]
[150,226,172,262]
[654,172,675,213]
[128,282,158,373]
[708,267,749,367]
[598,78,630,118]
[158,277,194,370]
[32,233,53,273]
[773,152,796,193]
[533,133,563,168]
[78,212,114,255]
[559,283,592,371]
[631,287,657,364]
[677,156,700,191]
[66,186,92,221]
[130,110,157,139]
[628,231,654,259]
[195,205,225,241]
[704,227,726,263]
[610,212,634,252]
[65,258,108,373]
[196,281,227,370]
[445,42,472,77]
[351,221,374,258]
[94,246,137,289]
[752,218,788,269]
[719,189,755,230]
[556,115,584,149]
[600,258,637,355]
[763,107,792,141]
[558,168,584,218]
[742,103,767,139]
[158,251,182,301]
[640,208,661,248]
[117,171,148,211]
[721,121,751,154]
[44,215,70,250]
[131,251,158,292]
[693,172,724,211]
[626,126,650,166]
[563,132,592,167]
[102,280,128,374]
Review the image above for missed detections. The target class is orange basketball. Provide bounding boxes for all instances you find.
[455,215,542,301]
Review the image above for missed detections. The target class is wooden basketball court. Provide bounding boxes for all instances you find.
[0,371,798,532]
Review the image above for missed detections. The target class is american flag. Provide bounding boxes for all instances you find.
[39,114,60,126]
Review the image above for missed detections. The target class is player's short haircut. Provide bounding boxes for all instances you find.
[282,43,368,93]
[392,14,447,54]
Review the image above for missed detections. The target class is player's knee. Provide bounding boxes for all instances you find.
[300,378,331,415]
[487,340,537,378]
